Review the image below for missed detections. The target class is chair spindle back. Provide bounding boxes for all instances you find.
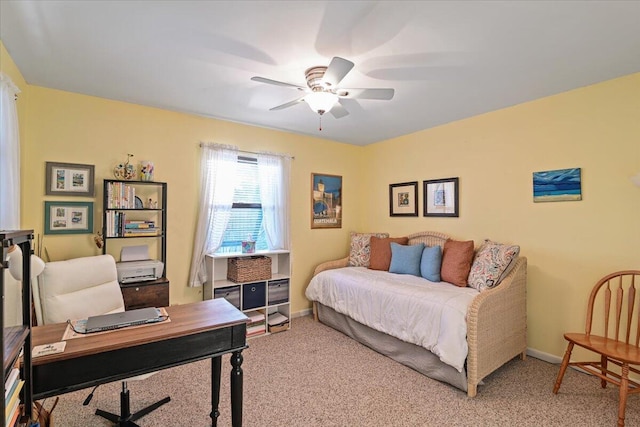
[585,271,640,346]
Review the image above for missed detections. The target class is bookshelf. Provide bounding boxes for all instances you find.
[102,180,169,310]
[1,230,34,426]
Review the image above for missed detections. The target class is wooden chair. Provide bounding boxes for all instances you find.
[553,270,640,427]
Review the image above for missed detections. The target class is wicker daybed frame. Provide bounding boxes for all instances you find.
[310,231,527,397]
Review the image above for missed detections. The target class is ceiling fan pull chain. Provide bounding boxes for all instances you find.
[319,115,322,131]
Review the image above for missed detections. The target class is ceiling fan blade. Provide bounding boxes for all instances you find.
[337,88,395,100]
[329,102,349,119]
[322,57,355,87]
[251,76,305,90]
[270,97,305,111]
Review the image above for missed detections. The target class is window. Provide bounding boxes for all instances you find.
[216,156,268,253]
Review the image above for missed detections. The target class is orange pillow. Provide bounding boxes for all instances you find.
[440,239,475,287]
[369,236,409,271]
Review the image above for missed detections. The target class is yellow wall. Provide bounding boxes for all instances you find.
[22,85,366,311]
[360,73,640,357]
[4,40,640,359]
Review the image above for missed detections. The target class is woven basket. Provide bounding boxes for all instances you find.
[227,256,272,283]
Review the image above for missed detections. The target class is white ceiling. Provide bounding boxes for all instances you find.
[1,1,639,146]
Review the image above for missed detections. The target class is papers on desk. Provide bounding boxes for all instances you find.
[32,341,66,358]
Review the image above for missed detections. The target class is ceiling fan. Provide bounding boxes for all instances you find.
[251,57,395,121]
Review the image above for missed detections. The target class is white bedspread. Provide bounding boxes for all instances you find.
[305,267,479,372]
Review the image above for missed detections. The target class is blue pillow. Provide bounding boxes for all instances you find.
[389,242,425,276]
[420,245,442,282]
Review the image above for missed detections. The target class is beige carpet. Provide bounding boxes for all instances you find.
[48,315,639,426]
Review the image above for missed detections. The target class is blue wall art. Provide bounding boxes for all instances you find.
[533,168,582,202]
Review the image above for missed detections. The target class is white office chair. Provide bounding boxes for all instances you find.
[31,254,170,427]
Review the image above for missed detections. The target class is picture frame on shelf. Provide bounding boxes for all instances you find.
[311,173,342,229]
[389,181,418,217]
[44,201,94,234]
[45,161,95,197]
[423,177,459,217]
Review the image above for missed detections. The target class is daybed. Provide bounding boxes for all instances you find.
[305,231,527,397]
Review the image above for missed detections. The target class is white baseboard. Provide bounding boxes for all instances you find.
[526,348,562,364]
[292,308,312,318]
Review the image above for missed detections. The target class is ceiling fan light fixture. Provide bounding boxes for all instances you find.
[304,91,338,115]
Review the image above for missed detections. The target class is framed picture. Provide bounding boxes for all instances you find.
[45,161,95,196]
[423,177,459,217]
[389,181,418,217]
[44,201,94,234]
[311,173,342,229]
[533,168,582,202]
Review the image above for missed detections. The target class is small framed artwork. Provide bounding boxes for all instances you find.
[311,173,342,229]
[44,201,94,234]
[45,161,95,197]
[389,181,418,217]
[533,168,582,202]
[423,177,459,217]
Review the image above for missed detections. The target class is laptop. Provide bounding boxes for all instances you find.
[85,307,163,333]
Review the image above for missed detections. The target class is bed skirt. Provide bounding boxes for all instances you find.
[316,303,468,392]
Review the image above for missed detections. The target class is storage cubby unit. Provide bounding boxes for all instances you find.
[204,250,290,337]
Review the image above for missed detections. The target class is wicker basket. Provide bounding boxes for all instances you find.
[227,256,272,283]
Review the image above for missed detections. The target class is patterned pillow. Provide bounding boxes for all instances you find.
[348,232,389,267]
[468,239,520,292]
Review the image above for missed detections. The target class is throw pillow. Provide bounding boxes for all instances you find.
[420,245,442,282]
[369,236,409,271]
[440,239,475,287]
[389,242,425,276]
[468,239,520,292]
[349,232,389,267]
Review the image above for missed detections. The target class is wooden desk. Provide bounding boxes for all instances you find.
[30,299,249,426]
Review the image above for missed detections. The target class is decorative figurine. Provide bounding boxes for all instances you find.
[114,153,136,180]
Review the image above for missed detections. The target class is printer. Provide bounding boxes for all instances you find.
[116,245,164,283]
[116,260,164,283]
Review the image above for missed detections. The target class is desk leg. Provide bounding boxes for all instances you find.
[210,356,222,426]
[230,350,244,427]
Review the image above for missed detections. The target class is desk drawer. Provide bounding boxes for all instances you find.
[121,279,169,310]
[213,285,240,309]
[242,281,266,310]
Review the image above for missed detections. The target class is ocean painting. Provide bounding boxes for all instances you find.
[533,168,582,202]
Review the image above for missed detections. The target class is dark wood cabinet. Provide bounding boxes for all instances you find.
[121,278,170,310]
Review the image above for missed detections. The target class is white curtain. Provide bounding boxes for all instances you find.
[188,143,238,287]
[0,72,21,230]
[257,153,291,250]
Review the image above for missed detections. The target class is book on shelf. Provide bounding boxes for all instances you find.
[247,324,266,337]
[245,310,265,323]
[4,379,21,408]
[123,230,160,237]
[124,221,155,229]
[4,368,19,398]
[107,181,136,209]
[4,379,24,420]
[6,402,21,427]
